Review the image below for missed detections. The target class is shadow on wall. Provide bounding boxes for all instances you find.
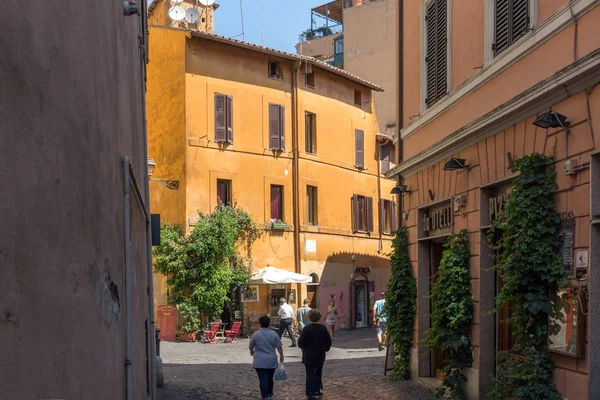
[318,252,390,332]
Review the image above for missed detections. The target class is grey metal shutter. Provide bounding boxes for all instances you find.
[494,0,529,56]
[425,0,448,107]
[367,197,374,233]
[355,129,364,168]
[226,95,233,143]
[215,93,226,142]
[269,104,280,151]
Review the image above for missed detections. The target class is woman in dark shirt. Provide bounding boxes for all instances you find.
[298,309,332,399]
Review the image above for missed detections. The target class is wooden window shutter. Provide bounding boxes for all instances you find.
[494,0,529,56]
[279,105,285,151]
[366,196,374,232]
[352,195,359,232]
[379,199,385,234]
[214,93,226,142]
[269,104,281,151]
[355,129,364,168]
[425,0,447,107]
[391,201,398,232]
[226,95,233,143]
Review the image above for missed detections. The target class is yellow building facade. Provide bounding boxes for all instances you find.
[147,7,397,331]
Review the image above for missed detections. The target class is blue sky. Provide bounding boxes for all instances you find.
[149,0,327,53]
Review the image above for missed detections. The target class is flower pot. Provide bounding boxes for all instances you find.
[179,331,197,342]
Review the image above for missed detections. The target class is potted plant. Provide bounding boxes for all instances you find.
[270,219,289,230]
[177,302,201,342]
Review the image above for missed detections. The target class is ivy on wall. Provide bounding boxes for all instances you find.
[488,153,568,400]
[425,229,473,399]
[384,227,417,380]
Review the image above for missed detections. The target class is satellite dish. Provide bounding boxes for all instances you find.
[199,0,216,6]
[185,8,201,24]
[168,5,185,21]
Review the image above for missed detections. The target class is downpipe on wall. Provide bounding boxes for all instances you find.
[123,156,133,400]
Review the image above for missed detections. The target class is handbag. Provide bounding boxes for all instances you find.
[274,363,288,381]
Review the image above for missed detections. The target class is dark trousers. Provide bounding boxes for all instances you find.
[277,318,297,345]
[304,362,324,396]
[255,368,275,398]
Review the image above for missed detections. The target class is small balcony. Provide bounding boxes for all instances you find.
[299,0,350,42]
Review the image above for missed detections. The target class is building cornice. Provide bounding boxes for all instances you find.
[387,49,600,177]
[397,0,597,143]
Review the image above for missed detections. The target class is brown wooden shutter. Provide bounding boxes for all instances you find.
[355,129,364,168]
[494,0,529,56]
[214,93,226,142]
[279,105,285,151]
[379,199,385,234]
[269,104,280,151]
[226,95,233,143]
[391,201,398,232]
[352,195,359,232]
[367,196,374,232]
[425,0,447,107]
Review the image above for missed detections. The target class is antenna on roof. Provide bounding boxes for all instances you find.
[239,0,245,41]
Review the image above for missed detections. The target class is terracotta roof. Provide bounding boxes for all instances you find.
[190,31,384,92]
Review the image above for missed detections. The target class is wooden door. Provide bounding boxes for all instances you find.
[430,241,447,379]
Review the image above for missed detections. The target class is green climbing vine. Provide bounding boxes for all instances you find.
[424,229,473,399]
[384,227,417,381]
[488,153,568,400]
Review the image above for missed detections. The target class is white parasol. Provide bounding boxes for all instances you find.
[249,266,312,285]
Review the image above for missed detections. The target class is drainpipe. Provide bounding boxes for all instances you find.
[397,0,404,227]
[123,157,133,400]
[376,137,383,252]
[292,61,301,306]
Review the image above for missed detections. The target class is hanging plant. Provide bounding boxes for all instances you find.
[488,153,567,399]
[384,227,416,381]
[424,229,473,399]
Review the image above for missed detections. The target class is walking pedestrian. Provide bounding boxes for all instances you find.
[325,300,337,338]
[296,299,311,333]
[373,292,387,351]
[298,309,332,400]
[249,316,285,400]
[277,298,298,347]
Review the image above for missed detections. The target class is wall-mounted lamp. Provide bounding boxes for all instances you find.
[443,158,469,171]
[532,111,570,129]
[123,1,139,16]
[390,184,410,195]
[148,156,179,190]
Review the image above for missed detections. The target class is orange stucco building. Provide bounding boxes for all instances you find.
[390,1,600,399]
[147,1,397,334]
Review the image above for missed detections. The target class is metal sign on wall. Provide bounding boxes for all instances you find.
[420,201,452,239]
[559,211,576,277]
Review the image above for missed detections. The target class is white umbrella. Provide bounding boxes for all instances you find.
[250,266,312,285]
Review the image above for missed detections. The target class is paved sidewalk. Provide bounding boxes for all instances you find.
[157,329,432,399]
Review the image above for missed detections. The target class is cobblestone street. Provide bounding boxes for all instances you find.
[157,329,431,399]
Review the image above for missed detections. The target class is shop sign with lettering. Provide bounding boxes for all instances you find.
[487,185,513,225]
[422,203,452,237]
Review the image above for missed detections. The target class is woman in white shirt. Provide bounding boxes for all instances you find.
[249,316,285,400]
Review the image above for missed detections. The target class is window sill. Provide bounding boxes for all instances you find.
[268,75,283,81]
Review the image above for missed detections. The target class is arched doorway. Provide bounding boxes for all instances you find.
[307,272,319,309]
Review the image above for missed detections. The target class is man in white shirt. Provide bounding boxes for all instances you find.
[277,298,297,347]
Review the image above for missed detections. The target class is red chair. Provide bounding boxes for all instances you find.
[202,322,221,344]
[224,321,242,344]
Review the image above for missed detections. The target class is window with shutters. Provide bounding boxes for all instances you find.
[270,185,284,221]
[352,194,373,233]
[355,129,365,169]
[425,0,448,108]
[217,179,232,205]
[305,71,315,88]
[307,185,318,225]
[214,93,233,143]
[269,104,285,152]
[268,60,282,80]
[493,0,529,57]
[305,112,317,154]
[380,199,397,235]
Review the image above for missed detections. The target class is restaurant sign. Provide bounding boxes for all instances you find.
[422,202,452,237]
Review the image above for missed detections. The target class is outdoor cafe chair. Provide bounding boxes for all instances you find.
[202,321,221,344]
[223,321,242,344]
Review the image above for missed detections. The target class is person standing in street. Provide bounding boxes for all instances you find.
[296,299,311,333]
[325,300,338,338]
[249,316,285,400]
[298,309,332,400]
[373,292,387,351]
[277,298,297,347]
